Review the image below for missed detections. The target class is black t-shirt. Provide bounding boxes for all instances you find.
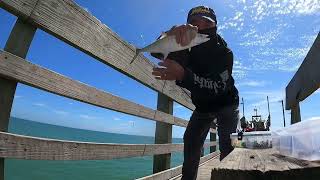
[152,33,239,113]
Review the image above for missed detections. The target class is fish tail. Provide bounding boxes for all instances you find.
[130,48,142,64]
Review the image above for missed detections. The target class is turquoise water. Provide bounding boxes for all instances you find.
[6,117,211,180]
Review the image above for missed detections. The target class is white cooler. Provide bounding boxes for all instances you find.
[230,131,272,149]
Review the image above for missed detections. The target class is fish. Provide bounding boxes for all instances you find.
[130,32,210,64]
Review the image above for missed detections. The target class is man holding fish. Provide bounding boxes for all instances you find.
[147,6,239,180]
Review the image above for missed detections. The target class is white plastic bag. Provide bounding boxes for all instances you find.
[272,119,320,161]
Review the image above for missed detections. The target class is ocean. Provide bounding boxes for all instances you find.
[6,117,212,180]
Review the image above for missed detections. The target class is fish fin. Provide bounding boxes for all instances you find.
[192,33,211,46]
[130,48,141,64]
[200,34,210,42]
[163,53,169,60]
[159,32,167,39]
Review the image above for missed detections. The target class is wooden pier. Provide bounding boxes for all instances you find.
[0,0,319,179]
[0,0,217,179]
[212,148,320,180]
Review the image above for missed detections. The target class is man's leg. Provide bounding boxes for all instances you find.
[216,105,239,161]
[181,111,214,180]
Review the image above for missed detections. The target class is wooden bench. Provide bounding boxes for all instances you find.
[211,148,320,180]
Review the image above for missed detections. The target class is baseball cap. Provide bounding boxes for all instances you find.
[187,6,217,24]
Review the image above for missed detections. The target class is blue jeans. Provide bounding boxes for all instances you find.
[181,105,239,180]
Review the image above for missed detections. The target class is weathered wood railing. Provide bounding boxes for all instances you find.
[0,0,218,179]
[286,32,320,124]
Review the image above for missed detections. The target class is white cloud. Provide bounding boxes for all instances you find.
[306,116,320,121]
[79,114,99,120]
[240,0,320,21]
[33,103,46,107]
[241,90,285,104]
[233,12,244,21]
[242,28,257,38]
[239,28,282,47]
[14,95,23,99]
[219,11,245,31]
[238,80,271,87]
[220,0,319,73]
[232,59,249,79]
[120,120,135,127]
[244,46,310,72]
[232,69,247,79]
[53,110,68,115]
[278,0,320,15]
[219,1,318,74]
[113,117,121,121]
[32,103,69,116]
[251,97,282,107]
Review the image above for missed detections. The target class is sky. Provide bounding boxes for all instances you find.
[0,0,319,138]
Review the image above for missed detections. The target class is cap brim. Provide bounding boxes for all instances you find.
[201,16,215,23]
[188,15,215,23]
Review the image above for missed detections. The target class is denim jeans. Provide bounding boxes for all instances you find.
[181,105,239,180]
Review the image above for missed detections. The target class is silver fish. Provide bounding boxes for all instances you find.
[130,33,210,64]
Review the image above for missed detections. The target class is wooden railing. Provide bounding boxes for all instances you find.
[286,32,320,124]
[0,0,218,179]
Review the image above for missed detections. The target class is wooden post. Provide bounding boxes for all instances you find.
[201,147,204,157]
[0,18,36,180]
[291,103,301,124]
[210,132,217,153]
[153,93,173,173]
[210,120,217,153]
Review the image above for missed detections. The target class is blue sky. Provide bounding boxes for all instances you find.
[1,0,319,138]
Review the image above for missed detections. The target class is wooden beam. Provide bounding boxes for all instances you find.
[0,0,195,110]
[174,117,216,134]
[211,148,320,180]
[153,93,173,173]
[286,32,320,110]
[0,132,216,160]
[0,0,38,19]
[0,50,217,133]
[137,151,220,180]
[0,18,36,180]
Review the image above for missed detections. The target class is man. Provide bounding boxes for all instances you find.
[152,6,239,180]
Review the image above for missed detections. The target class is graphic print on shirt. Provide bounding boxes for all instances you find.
[193,70,229,94]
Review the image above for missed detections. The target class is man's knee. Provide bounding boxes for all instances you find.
[218,133,233,152]
[184,130,203,150]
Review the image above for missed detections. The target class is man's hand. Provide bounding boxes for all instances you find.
[152,58,185,80]
[167,24,198,47]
